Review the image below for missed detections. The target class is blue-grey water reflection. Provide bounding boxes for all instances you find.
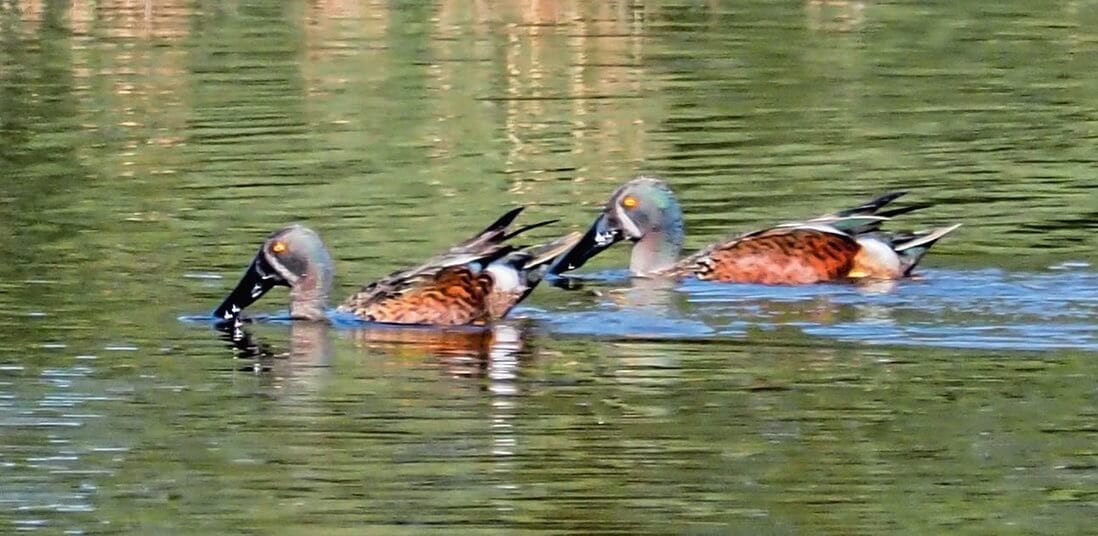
[532,267,1098,351]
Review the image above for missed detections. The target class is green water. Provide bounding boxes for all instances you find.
[1,0,1096,533]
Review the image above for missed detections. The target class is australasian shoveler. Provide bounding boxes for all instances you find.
[551,175,960,284]
[213,208,580,325]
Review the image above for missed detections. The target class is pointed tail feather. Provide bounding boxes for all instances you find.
[816,193,933,235]
[834,191,907,217]
[502,218,559,241]
[895,223,962,275]
[520,232,584,269]
[876,202,931,219]
[456,207,526,250]
[803,215,889,235]
[438,244,518,269]
[481,207,525,234]
[893,223,962,252]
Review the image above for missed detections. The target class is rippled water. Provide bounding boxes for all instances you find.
[1,0,1096,533]
[538,267,1098,351]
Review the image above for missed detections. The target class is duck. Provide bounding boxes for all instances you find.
[213,207,580,325]
[550,175,960,284]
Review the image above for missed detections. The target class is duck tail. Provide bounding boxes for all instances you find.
[876,202,932,219]
[502,218,559,241]
[451,207,526,252]
[813,215,889,235]
[894,223,962,275]
[480,207,524,235]
[484,232,583,316]
[834,191,907,217]
[520,231,584,270]
[822,192,934,235]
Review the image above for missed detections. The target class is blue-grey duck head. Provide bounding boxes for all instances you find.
[213,225,334,322]
[551,175,683,274]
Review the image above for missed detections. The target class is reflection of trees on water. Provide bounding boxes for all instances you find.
[11,0,1095,261]
[12,0,188,38]
[297,0,662,203]
[805,1,866,33]
[0,0,94,321]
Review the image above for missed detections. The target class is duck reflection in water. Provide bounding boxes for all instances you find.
[218,318,533,387]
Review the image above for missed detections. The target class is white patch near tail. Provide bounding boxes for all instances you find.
[850,237,901,278]
[485,263,523,292]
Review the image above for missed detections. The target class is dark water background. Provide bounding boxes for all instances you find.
[1,1,1096,533]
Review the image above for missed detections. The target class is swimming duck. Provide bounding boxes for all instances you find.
[213,208,580,325]
[551,175,960,284]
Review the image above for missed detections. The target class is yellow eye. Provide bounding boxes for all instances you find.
[621,195,638,209]
[271,241,288,254]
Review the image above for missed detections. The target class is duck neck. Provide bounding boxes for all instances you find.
[289,264,333,322]
[630,220,684,276]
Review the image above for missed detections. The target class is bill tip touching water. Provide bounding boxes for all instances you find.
[212,224,335,323]
[550,175,961,284]
[212,208,581,326]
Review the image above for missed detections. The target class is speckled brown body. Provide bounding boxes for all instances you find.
[668,228,861,284]
[335,231,581,325]
[338,266,496,325]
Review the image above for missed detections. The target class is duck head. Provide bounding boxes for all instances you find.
[551,175,685,276]
[213,225,334,322]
